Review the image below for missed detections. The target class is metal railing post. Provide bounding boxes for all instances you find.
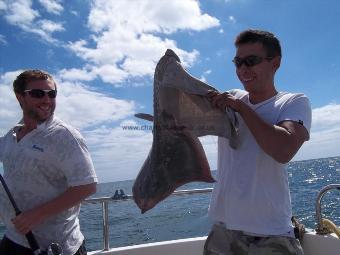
[102,201,110,251]
[315,183,340,234]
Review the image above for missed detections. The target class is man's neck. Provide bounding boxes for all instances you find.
[248,87,278,104]
[23,116,39,131]
[16,116,39,142]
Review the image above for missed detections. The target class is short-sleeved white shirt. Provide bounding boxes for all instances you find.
[0,115,98,255]
[208,89,311,236]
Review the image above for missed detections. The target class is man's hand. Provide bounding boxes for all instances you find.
[206,90,242,112]
[12,209,44,235]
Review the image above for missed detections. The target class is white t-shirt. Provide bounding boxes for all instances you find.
[0,115,98,255]
[208,89,311,236]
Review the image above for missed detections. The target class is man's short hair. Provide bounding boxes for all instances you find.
[235,29,282,58]
[13,70,56,94]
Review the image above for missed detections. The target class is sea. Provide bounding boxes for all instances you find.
[0,156,339,252]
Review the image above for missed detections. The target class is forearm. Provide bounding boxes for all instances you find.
[12,182,97,234]
[207,91,307,163]
[238,102,301,163]
[37,183,96,218]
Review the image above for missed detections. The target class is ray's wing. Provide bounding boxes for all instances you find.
[132,49,239,213]
[132,116,213,213]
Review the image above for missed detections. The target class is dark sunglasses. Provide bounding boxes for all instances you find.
[232,55,273,68]
[24,89,57,99]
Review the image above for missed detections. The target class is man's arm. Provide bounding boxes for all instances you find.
[207,91,309,163]
[236,102,309,163]
[12,182,96,234]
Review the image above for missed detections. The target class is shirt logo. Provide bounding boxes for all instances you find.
[32,144,44,152]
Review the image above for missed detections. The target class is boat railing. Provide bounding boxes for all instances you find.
[315,184,340,234]
[1,184,339,250]
[83,188,213,251]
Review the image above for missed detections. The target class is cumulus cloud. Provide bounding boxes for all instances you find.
[309,103,340,132]
[293,103,340,161]
[67,0,219,86]
[199,104,340,170]
[38,0,63,15]
[0,69,138,182]
[200,69,212,82]
[0,68,215,182]
[37,19,64,33]
[2,66,340,181]
[84,121,153,181]
[87,0,219,34]
[58,68,96,82]
[54,80,135,129]
[228,16,236,24]
[1,0,219,86]
[0,1,7,11]
[100,103,340,181]
[2,0,39,26]
[0,0,64,43]
[86,129,217,182]
[0,70,136,133]
[0,34,7,45]
[0,71,23,134]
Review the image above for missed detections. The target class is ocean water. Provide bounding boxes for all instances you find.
[0,156,339,252]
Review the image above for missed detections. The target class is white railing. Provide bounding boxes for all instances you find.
[83,188,213,251]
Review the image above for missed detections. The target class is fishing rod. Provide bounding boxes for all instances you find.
[0,174,62,255]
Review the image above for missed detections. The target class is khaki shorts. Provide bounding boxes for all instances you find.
[203,224,304,255]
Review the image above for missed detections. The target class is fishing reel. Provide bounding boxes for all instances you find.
[47,243,63,255]
[34,242,63,255]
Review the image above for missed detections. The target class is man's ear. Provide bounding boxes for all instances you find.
[272,56,281,71]
[15,92,24,109]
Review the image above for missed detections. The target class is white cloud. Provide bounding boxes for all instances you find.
[38,0,63,15]
[2,68,340,181]
[0,1,7,11]
[292,103,340,161]
[3,0,39,26]
[91,65,129,85]
[70,10,78,16]
[229,16,236,24]
[58,68,96,82]
[67,0,218,85]
[1,0,218,85]
[0,0,64,43]
[0,70,136,133]
[0,71,23,134]
[86,128,218,182]
[38,19,64,33]
[200,136,218,170]
[0,34,7,45]
[200,69,212,82]
[87,0,219,34]
[84,122,153,181]
[200,104,340,170]
[55,80,135,129]
[196,105,340,175]
[309,103,340,132]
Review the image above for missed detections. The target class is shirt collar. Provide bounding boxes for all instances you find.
[13,114,54,133]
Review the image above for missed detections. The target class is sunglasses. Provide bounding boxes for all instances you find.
[232,55,274,68]
[24,89,57,99]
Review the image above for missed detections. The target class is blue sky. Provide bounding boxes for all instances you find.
[1,0,340,182]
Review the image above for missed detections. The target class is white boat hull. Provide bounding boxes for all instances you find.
[89,231,340,255]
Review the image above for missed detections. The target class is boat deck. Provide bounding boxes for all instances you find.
[88,232,340,255]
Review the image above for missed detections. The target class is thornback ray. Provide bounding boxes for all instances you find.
[132,49,239,213]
